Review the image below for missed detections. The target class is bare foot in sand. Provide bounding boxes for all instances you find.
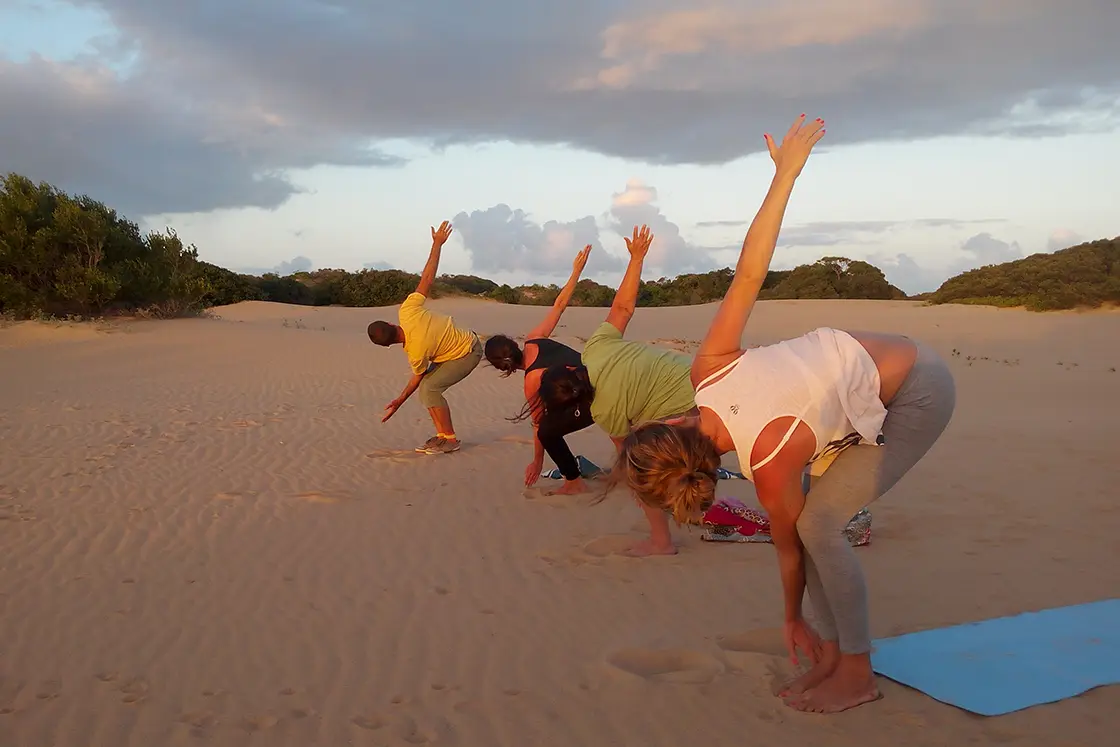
[622,538,678,557]
[543,477,589,496]
[785,657,881,714]
[778,641,840,697]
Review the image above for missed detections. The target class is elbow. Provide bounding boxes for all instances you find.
[611,300,635,318]
[731,269,767,287]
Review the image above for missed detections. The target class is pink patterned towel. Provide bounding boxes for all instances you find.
[701,497,872,547]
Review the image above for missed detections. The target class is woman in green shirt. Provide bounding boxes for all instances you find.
[537,225,697,556]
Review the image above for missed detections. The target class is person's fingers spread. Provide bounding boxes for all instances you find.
[801,118,824,138]
[785,113,806,139]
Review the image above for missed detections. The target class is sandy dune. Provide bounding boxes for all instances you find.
[0,299,1117,747]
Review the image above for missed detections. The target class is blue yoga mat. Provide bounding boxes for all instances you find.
[870,599,1120,716]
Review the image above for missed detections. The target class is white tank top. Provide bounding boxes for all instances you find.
[694,328,887,481]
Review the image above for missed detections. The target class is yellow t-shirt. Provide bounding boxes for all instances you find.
[398,293,476,374]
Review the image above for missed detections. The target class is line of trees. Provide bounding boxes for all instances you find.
[923,239,1120,311]
[2,173,1115,319]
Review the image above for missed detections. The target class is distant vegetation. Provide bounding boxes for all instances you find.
[925,238,1120,311]
[1,173,1115,319]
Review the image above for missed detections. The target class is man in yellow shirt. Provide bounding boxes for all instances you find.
[367,221,483,454]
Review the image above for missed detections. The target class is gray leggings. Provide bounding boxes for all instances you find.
[796,342,956,654]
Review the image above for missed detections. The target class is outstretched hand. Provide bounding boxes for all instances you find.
[524,460,542,488]
[381,399,402,423]
[765,114,826,181]
[572,244,591,276]
[624,225,653,260]
[431,220,453,247]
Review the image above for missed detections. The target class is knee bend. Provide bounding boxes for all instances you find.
[536,423,562,446]
[418,381,448,409]
[796,508,841,551]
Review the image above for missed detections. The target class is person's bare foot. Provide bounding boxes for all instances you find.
[622,538,678,557]
[784,658,881,714]
[777,641,840,697]
[543,478,589,496]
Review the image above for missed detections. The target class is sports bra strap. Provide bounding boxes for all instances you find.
[695,355,743,391]
[749,415,804,472]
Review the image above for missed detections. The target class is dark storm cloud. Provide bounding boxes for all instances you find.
[3,0,1117,214]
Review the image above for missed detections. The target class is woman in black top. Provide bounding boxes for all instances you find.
[485,246,596,495]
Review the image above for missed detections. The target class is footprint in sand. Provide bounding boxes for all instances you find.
[715,628,787,657]
[716,629,794,688]
[0,502,35,522]
[351,714,387,730]
[118,677,149,704]
[522,485,600,508]
[177,710,220,732]
[0,677,25,715]
[366,448,425,464]
[581,535,644,558]
[214,490,257,502]
[293,490,348,505]
[240,713,280,733]
[394,713,444,744]
[536,535,646,568]
[35,680,62,701]
[604,648,724,685]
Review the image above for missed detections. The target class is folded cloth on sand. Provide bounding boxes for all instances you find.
[541,455,603,480]
[701,496,872,547]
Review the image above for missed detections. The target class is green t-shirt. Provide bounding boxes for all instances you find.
[581,322,696,438]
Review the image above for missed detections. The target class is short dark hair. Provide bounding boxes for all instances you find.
[367,321,398,346]
[484,334,523,377]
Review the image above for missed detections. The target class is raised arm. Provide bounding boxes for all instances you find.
[415,220,453,297]
[693,115,826,382]
[604,225,653,335]
[526,245,591,340]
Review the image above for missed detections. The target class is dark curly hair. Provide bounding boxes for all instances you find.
[484,334,524,377]
[509,363,594,424]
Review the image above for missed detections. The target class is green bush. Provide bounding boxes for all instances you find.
[0,173,214,317]
[929,239,1120,311]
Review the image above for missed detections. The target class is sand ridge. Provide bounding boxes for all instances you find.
[0,299,1117,746]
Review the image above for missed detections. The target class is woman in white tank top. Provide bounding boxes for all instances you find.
[608,114,956,715]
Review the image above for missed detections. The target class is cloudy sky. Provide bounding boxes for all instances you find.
[2,0,1117,293]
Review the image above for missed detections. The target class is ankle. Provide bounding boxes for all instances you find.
[836,653,874,680]
[438,432,457,441]
[819,640,841,659]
